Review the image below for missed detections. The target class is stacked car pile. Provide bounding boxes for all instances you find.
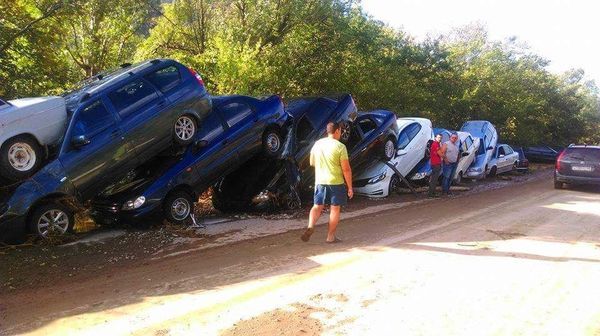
[0,59,532,244]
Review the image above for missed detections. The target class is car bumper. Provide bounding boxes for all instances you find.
[90,201,161,225]
[355,187,387,198]
[555,172,600,185]
[466,170,485,179]
[0,214,27,244]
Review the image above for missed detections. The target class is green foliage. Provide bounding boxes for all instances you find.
[1,0,598,145]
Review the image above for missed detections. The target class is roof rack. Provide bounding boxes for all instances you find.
[120,63,132,68]
[150,59,162,64]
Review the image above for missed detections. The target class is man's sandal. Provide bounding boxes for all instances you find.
[301,227,315,242]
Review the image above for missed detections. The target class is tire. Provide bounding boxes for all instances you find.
[388,174,401,196]
[488,166,496,178]
[173,115,197,145]
[381,137,396,161]
[262,128,282,157]
[212,187,237,212]
[164,190,195,225]
[554,180,564,189]
[0,136,44,182]
[28,202,74,239]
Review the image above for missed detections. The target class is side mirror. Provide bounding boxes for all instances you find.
[71,135,90,148]
[486,146,494,151]
[498,154,505,158]
[461,152,470,157]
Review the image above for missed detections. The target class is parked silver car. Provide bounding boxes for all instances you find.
[0,96,67,182]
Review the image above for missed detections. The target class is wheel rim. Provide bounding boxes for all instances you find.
[266,133,281,153]
[171,198,191,221]
[384,140,395,159]
[340,122,351,142]
[8,142,36,171]
[175,116,195,141]
[37,209,69,238]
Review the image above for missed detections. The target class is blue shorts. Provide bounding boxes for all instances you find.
[314,184,347,206]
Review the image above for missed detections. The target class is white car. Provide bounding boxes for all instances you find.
[354,117,433,197]
[452,131,480,184]
[486,144,519,176]
[0,96,67,181]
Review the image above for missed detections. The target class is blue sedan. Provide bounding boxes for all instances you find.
[90,94,288,225]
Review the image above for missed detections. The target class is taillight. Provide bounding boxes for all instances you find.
[188,68,205,86]
[556,150,565,170]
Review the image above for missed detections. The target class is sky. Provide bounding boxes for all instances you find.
[361,0,600,84]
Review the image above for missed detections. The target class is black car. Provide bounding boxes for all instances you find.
[512,147,530,172]
[212,94,358,211]
[554,145,600,189]
[523,146,560,163]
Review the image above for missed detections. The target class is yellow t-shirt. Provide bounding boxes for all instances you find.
[311,137,349,185]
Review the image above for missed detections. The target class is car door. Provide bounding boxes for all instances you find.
[217,99,259,162]
[503,145,517,172]
[60,98,131,200]
[190,110,233,186]
[496,145,509,172]
[351,116,380,168]
[107,77,168,163]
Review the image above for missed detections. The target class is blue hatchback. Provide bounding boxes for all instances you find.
[1,59,212,242]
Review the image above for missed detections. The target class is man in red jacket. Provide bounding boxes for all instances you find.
[428,133,443,197]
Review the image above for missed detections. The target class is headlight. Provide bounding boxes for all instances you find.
[411,172,428,180]
[122,196,146,210]
[469,167,482,173]
[368,172,387,184]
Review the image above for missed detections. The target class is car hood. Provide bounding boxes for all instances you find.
[355,160,390,180]
[0,96,66,125]
[469,154,487,170]
[94,173,156,203]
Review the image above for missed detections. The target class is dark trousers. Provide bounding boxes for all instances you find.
[428,164,442,196]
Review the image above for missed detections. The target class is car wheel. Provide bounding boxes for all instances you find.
[488,166,497,177]
[262,129,282,157]
[173,115,197,145]
[382,137,396,161]
[28,202,74,239]
[388,174,401,195]
[340,121,352,144]
[0,136,44,182]
[554,180,564,189]
[164,190,195,225]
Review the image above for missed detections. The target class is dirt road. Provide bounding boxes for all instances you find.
[2,175,600,335]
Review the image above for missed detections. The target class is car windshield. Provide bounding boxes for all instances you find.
[562,148,600,161]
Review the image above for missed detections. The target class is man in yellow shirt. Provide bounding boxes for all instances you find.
[301,121,353,243]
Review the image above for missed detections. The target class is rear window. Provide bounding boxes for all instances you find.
[145,66,181,93]
[562,148,600,161]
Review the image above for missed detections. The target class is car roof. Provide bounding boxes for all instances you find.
[397,117,432,127]
[567,145,600,150]
[64,59,175,109]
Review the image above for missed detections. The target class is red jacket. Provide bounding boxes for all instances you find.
[430,141,442,166]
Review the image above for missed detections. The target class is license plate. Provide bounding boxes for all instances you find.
[572,166,592,172]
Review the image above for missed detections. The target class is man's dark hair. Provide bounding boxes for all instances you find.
[435,133,443,137]
[326,121,341,134]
